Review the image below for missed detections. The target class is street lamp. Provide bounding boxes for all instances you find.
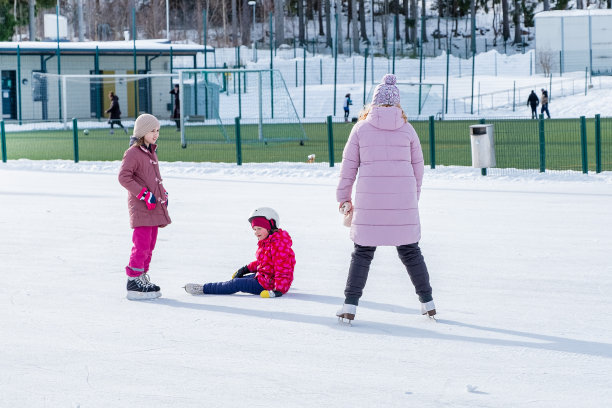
[248,0,257,62]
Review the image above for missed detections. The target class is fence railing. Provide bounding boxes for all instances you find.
[1,115,610,174]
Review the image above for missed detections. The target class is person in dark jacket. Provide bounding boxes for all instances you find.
[541,88,551,119]
[169,84,180,131]
[105,92,127,134]
[527,90,539,119]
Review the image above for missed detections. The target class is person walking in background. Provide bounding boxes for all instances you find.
[527,90,539,119]
[336,74,435,324]
[541,88,551,119]
[170,84,180,131]
[105,92,127,134]
[184,207,295,298]
[344,93,353,122]
[118,114,171,300]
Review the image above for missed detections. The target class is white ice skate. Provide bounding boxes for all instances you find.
[336,303,357,325]
[183,283,204,295]
[420,300,436,318]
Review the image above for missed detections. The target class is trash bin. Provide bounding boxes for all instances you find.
[469,124,496,168]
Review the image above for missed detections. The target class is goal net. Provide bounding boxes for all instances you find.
[366,82,445,119]
[178,68,307,146]
[31,72,176,126]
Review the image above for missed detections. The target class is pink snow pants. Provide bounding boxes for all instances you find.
[125,226,159,277]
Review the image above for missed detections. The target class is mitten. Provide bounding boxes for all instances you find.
[232,265,250,279]
[137,187,157,210]
[340,202,352,227]
[260,290,283,298]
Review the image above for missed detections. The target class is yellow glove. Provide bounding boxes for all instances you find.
[260,290,283,298]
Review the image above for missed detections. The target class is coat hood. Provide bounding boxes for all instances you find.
[365,106,406,130]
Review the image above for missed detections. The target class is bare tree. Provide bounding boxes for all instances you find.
[421,0,427,42]
[512,0,521,45]
[358,0,368,44]
[325,0,332,47]
[274,0,284,46]
[404,0,410,44]
[410,0,417,46]
[318,0,324,36]
[298,0,305,45]
[335,0,343,53]
[350,0,359,52]
[543,0,550,11]
[502,0,510,42]
[232,0,238,46]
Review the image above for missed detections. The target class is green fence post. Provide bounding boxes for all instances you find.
[539,114,546,172]
[429,115,435,169]
[72,118,79,163]
[235,117,242,166]
[0,120,6,162]
[595,114,601,173]
[580,115,588,174]
[327,115,334,167]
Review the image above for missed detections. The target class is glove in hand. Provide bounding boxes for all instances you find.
[137,187,156,210]
[260,290,283,298]
[232,265,250,279]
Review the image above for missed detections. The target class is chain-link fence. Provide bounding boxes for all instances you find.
[2,115,610,174]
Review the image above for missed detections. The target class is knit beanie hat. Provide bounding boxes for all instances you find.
[130,114,160,146]
[372,74,401,106]
[251,216,272,231]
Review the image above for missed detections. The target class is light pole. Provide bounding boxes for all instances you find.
[248,1,257,62]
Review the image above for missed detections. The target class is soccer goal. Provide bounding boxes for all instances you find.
[178,68,307,147]
[366,82,445,119]
[31,72,177,127]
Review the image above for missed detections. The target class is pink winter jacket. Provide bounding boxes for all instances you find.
[247,229,296,294]
[336,106,424,246]
[118,144,171,229]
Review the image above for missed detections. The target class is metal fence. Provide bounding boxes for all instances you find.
[1,115,610,174]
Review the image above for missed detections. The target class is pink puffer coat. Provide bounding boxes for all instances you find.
[247,229,296,294]
[118,144,171,229]
[336,106,424,246]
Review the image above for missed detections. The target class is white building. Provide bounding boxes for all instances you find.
[0,40,213,122]
[535,9,612,75]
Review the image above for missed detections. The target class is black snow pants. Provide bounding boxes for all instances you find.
[344,243,433,306]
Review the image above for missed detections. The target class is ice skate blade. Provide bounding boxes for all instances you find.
[422,309,436,317]
[127,291,161,300]
[336,313,355,326]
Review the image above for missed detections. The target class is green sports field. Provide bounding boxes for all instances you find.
[1,118,610,172]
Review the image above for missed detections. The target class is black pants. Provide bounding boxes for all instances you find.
[109,119,124,129]
[530,107,537,119]
[344,243,433,306]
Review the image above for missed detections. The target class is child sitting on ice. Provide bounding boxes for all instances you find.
[184,207,295,298]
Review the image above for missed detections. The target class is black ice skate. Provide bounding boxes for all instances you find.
[127,273,161,300]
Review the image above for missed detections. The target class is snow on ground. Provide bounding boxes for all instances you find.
[1,160,611,407]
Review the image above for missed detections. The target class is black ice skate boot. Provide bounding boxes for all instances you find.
[127,273,161,300]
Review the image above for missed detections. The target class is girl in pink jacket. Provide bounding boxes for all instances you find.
[336,74,435,323]
[118,114,171,301]
[184,207,295,298]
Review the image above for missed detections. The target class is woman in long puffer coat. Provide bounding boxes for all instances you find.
[335,74,435,323]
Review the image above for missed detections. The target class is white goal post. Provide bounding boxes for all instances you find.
[177,68,307,147]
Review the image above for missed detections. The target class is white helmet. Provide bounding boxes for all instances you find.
[248,207,280,229]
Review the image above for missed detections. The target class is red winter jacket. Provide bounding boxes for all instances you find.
[247,229,296,294]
